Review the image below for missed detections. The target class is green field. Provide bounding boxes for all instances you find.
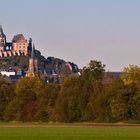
[0,127,140,140]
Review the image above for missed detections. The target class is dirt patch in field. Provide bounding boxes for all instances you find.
[0,123,140,128]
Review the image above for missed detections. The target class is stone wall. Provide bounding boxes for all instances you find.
[0,50,27,57]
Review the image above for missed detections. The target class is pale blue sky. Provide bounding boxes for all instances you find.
[1,0,140,71]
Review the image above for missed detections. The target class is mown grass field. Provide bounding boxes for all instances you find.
[0,124,140,140]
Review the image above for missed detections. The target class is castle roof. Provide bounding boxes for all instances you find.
[12,34,26,42]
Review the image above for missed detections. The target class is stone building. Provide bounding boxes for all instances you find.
[12,34,28,55]
[0,26,28,57]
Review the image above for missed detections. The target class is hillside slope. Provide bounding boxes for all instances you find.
[0,49,79,83]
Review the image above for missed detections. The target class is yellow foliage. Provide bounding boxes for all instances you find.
[121,64,140,85]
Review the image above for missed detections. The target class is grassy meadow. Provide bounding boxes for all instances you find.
[0,125,140,140]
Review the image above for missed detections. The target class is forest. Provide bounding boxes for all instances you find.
[0,60,140,123]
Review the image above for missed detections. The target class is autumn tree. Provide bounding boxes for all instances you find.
[4,77,43,121]
[82,60,105,83]
[35,83,61,121]
[121,64,140,85]
[55,76,88,122]
[0,80,15,120]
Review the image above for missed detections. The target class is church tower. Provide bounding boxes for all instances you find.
[0,25,6,51]
[27,43,38,78]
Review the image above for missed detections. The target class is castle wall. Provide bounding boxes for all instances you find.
[0,39,28,58]
[0,52,2,57]
[0,46,4,51]
[0,50,28,57]
[12,41,28,55]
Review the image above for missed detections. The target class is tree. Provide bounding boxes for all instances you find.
[0,81,15,120]
[82,60,105,83]
[35,84,61,121]
[5,77,43,121]
[55,76,87,122]
[121,64,140,85]
[106,78,140,121]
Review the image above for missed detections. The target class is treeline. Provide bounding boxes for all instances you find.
[0,60,140,122]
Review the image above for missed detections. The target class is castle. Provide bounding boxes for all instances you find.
[0,26,38,79]
[0,26,80,82]
[0,25,28,57]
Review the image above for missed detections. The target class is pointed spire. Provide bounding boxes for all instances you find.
[31,43,35,58]
[33,43,35,50]
[29,38,32,43]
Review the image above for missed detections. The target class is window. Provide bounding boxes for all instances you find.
[6,46,9,50]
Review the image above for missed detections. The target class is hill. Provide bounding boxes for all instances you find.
[0,49,79,83]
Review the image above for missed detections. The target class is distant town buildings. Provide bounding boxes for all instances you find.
[1,70,15,77]
[0,66,24,81]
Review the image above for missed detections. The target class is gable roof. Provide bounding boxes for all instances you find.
[12,34,26,42]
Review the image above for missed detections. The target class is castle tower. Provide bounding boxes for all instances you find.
[27,43,38,78]
[0,25,6,51]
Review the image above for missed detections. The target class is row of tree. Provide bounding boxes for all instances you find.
[0,60,140,122]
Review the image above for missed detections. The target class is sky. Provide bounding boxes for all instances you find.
[1,0,140,71]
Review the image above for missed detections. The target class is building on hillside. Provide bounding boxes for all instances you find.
[0,25,28,57]
[0,67,24,77]
[0,70,16,77]
[12,34,28,55]
[27,44,38,78]
[102,72,122,84]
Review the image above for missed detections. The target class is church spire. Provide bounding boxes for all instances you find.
[27,42,38,78]
[31,43,35,58]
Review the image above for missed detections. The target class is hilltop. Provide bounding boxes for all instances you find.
[0,26,79,82]
[0,49,79,83]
